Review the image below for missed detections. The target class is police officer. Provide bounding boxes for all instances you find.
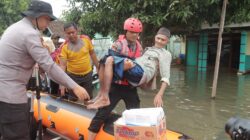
[0,1,89,139]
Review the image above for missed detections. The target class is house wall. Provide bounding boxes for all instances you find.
[180,37,186,54]
[92,33,113,60]
[239,31,250,73]
[167,36,186,59]
[186,38,198,66]
[245,32,250,70]
[198,32,208,71]
[246,56,250,70]
[246,31,250,55]
[185,30,249,73]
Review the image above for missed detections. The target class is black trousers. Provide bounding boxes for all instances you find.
[50,80,59,96]
[67,71,93,100]
[0,101,30,140]
[88,83,140,133]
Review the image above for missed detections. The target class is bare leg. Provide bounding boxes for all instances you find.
[87,56,114,109]
[86,64,105,105]
[88,131,97,140]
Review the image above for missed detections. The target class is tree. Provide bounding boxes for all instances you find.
[0,0,30,35]
[63,0,250,46]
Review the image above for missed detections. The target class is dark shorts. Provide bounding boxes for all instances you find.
[66,71,93,100]
[123,63,144,86]
[50,80,59,96]
[112,56,144,85]
[0,101,30,140]
[88,83,140,133]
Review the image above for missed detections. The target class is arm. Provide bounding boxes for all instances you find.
[59,58,67,96]
[59,44,68,72]
[59,58,67,72]
[58,45,68,96]
[26,36,89,100]
[154,82,168,107]
[154,50,172,107]
[86,38,99,70]
[90,50,99,70]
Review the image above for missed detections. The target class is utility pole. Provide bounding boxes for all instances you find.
[211,0,228,99]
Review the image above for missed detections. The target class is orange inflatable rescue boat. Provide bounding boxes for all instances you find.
[30,93,192,140]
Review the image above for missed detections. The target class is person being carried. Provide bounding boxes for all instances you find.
[87,27,172,109]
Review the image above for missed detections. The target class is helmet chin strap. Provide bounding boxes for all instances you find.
[35,18,41,30]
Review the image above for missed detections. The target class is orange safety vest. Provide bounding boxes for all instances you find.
[114,35,142,85]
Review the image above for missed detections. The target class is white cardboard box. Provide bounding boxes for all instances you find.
[114,116,166,140]
[114,108,166,140]
[122,107,165,126]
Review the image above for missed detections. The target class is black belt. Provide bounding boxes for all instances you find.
[66,71,92,77]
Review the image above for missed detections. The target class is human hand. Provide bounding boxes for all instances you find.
[34,64,39,69]
[38,65,45,74]
[72,85,90,101]
[154,94,163,107]
[124,58,135,71]
[60,86,65,96]
[41,41,51,53]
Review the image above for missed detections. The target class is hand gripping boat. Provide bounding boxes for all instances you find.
[28,92,192,140]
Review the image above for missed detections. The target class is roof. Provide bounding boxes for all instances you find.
[48,20,66,38]
[201,22,250,30]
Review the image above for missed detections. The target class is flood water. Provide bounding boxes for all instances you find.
[110,66,250,140]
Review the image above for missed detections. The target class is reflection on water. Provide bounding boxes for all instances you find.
[108,66,250,140]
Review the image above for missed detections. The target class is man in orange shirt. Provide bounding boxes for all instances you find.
[60,22,99,100]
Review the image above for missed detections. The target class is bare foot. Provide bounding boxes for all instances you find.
[87,97,110,109]
[85,94,101,105]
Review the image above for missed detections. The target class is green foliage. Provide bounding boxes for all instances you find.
[63,0,250,45]
[226,0,250,23]
[0,0,30,35]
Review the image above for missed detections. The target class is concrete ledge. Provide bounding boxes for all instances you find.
[237,70,250,75]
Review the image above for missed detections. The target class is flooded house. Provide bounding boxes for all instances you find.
[185,22,250,74]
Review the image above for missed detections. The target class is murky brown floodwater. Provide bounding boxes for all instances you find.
[108,66,250,140]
